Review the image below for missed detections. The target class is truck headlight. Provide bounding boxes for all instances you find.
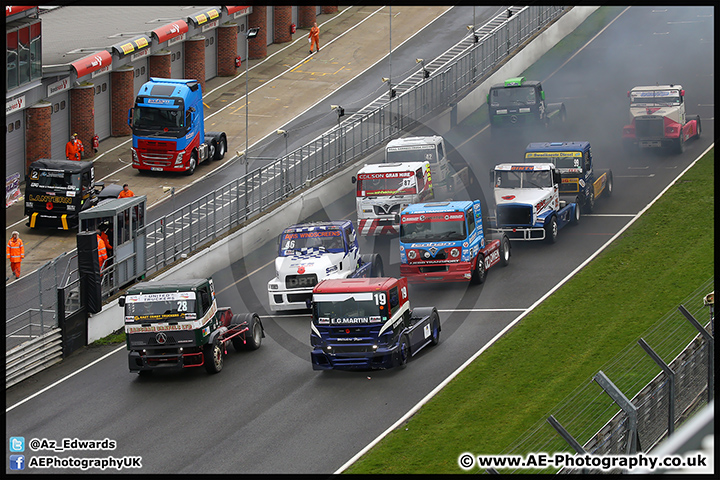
[519,108,530,113]
[269,284,278,290]
[131,148,138,163]
[407,249,417,260]
[175,152,185,165]
[66,205,76,211]
[25,202,33,208]
[497,109,508,114]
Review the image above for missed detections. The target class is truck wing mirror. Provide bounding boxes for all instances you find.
[489,170,495,185]
[351,175,356,184]
[305,298,312,309]
[680,90,685,97]
[394,213,400,224]
[127,108,133,127]
[118,296,125,307]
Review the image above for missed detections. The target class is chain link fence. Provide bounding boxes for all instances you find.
[497,276,714,474]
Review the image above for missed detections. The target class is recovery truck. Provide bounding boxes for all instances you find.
[384,136,451,192]
[352,161,433,236]
[267,220,385,311]
[119,277,264,375]
[490,163,579,243]
[128,77,227,175]
[398,200,510,284]
[309,277,441,370]
[24,159,104,230]
[524,141,613,214]
[622,84,701,153]
[487,77,566,132]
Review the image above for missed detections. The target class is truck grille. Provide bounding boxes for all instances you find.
[635,117,664,139]
[285,274,318,289]
[497,204,532,226]
[373,204,401,216]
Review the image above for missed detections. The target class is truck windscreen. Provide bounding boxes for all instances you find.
[279,229,345,256]
[313,292,387,325]
[386,146,436,164]
[495,170,553,189]
[124,292,197,323]
[357,173,416,196]
[490,86,537,106]
[132,106,184,134]
[400,212,466,242]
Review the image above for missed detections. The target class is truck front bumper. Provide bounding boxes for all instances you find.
[26,211,77,230]
[268,285,313,312]
[495,226,546,241]
[400,261,473,283]
[128,348,204,372]
[311,344,400,370]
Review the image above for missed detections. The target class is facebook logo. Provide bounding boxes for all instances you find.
[9,437,25,452]
[9,455,25,470]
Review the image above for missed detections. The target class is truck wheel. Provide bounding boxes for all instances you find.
[545,216,558,244]
[583,191,594,214]
[471,255,486,284]
[430,313,440,346]
[371,253,384,277]
[243,314,263,350]
[571,197,581,225]
[605,172,613,197]
[674,133,685,154]
[204,336,224,374]
[499,235,511,266]
[398,334,410,368]
[213,136,227,160]
[186,153,197,176]
[691,116,701,140]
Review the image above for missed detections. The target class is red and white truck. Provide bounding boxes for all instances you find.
[352,161,434,236]
[622,84,701,153]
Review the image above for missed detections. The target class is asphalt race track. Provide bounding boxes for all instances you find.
[5,6,714,474]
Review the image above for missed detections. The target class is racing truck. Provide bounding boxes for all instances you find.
[384,136,451,193]
[267,220,385,311]
[352,161,434,236]
[524,141,613,214]
[119,277,264,375]
[24,159,104,230]
[622,84,701,153]
[398,200,510,284]
[309,277,441,370]
[128,78,227,175]
[487,77,566,132]
[490,163,579,243]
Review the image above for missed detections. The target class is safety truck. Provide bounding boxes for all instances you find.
[119,277,263,375]
[398,200,510,284]
[490,163,579,243]
[24,159,103,230]
[128,78,227,175]
[524,141,613,214]
[309,277,441,370]
[267,221,384,311]
[384,136,451,192]
[352,161,434,236]
[622,84,701,153]
[487,77,566,132]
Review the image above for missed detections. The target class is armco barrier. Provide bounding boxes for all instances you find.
[6,328,63,388]
[86,6,599,343]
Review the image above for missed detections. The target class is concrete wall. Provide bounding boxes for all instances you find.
[88,6,599,342]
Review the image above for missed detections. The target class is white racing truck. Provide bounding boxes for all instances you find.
[622,84,701,153]
[352,161,434,236]
[384,136,451,193]
[267,221,384,311]
[490,163,580,244]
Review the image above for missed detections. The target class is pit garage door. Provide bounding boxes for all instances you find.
[92,74,111,140]
[204,29,217,81]
[5,110,25,179]
[50,92,70,160]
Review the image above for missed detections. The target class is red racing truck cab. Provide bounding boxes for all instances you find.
[128,78,227,175]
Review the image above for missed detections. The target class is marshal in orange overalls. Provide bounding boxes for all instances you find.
[7,232,25,278]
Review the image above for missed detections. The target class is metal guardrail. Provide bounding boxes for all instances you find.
[6,5,567,355]
[6,328,63,388]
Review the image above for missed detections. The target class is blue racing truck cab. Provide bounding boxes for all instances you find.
[309,277,441,370]
[128,78,227,175]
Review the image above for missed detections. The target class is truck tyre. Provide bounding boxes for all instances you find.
[186,152,197,176]
[605,172,613,198]
[499,235,511,266]
[213,136,227,160]
[398,334,410,368]
[204,336,224,374]
[571,197,581,225]
[471,255,486,284]
[691,116,701,140]
[674,132,685,154]
[430,312,441,346]
[243,314,263,350]
[361,253,384,277]
[583,191,595,214]
[545,215,558,244]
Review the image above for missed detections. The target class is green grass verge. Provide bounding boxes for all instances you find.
[345,148,713,474]
[91,330,125,346]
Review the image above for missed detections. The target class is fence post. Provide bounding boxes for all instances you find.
[677,304,714,403]
[547,415,587,474]
[594,370,641,455]
[637,338,676,436]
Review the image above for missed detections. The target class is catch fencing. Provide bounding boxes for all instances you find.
[6,6,567,365]
[496,277,714,474]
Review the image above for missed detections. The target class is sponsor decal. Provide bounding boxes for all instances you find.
[202,326,210,336]
[510,165,536,171]
[28,194,72,204]
[357,171,414,180]
[283,230,342,239]
[484,247,500,269]
[126,323,194,333]
[525,151,582,158]
[502,195,516,200]
[535,198,550,213]
[402,212,465,223]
